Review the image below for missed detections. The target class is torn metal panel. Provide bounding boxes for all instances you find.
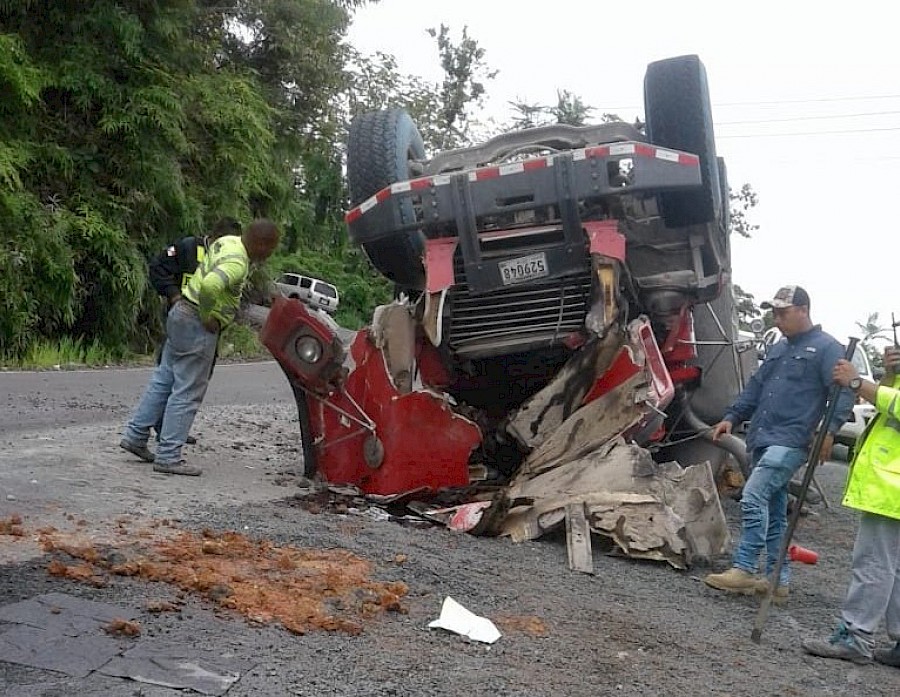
[369,302,416,394]
[501,441,728,568]
[511,372,646,481]
[565,503,594,574]
[505,332,623,450]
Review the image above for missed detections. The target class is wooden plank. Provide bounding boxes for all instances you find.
[565,503,594,574]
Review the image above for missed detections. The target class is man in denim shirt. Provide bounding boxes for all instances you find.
[704,285,853,602]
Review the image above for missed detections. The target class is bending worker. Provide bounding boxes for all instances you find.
[149,217,241,442]
[120,219,280,476]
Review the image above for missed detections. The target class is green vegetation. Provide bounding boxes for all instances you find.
[2,336,131,370]
[1,3,759,366]
[0,2,493,364]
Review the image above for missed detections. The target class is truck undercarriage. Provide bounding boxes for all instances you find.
[262,55,749,568]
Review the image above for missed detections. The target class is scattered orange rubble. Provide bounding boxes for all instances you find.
[47,559,107,587]
[36,525,408,636]
[495,615,549,637]
[104,618,141,637]
[145,599,181,613]
[0,514,25,537]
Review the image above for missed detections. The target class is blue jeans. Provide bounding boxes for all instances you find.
[122,301,218,465]
[732,445,808,585]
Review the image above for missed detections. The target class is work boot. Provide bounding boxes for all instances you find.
[703,567,763,596]
[153,460,202,477]
[119,439,154,463]
[874,641,900,668]
[755,578,789,605]
[802,624,872,665]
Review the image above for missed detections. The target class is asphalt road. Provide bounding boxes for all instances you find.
[2,363,900,696]
[0,361,294,432]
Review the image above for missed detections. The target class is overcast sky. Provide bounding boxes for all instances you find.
[347,0,900,345]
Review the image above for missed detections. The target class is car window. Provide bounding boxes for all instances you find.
[851,346,872,379]
[314,282,337,298]
[279,274,298,286]
[299,277,313,289]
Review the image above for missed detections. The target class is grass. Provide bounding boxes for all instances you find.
[218,322,267,360]
[2,323,271,371]
[2,336,130,370]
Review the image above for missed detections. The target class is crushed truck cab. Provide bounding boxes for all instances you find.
[262,55,743,568]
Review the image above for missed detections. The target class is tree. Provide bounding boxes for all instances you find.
[550,89,593,126]
[733,284,764,332]
[343,49,444,151]
[506,90,597,130]
[729,183,758,239]
[426,24,497,149]
[855,312,891,373]
[0,0,356,357]
[507,98,545,131]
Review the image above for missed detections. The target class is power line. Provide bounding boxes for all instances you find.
[717,110,900,126]
[716,94,900,107]
[718,125,900,139]
[597,94,900,114]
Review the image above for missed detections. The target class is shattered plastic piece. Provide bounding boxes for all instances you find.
[425,501,493,532]
[428,596,501,644]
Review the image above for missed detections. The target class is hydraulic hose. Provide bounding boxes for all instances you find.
[677,390,750,478]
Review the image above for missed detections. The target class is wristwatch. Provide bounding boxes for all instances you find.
[849,377,863,392]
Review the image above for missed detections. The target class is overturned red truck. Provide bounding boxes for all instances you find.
[262,55,752,567]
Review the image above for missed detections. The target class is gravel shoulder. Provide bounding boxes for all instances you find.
[1,362,899,696]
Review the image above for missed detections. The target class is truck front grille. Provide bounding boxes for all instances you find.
[446,259,593,359]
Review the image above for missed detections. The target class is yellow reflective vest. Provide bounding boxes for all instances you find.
[182,235,249,329]
[180,240,207,293]
[842,376,900,520]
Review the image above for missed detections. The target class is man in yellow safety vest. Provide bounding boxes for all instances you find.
[803,345,900,667]
[148,217,241,442]
[120,219,280,476]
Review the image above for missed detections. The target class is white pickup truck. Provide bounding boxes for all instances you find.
[275,273,340,315]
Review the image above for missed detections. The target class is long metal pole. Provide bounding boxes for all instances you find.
[750,337,859,643]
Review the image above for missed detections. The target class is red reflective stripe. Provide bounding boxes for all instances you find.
[584,146,609,158]
[523,158,548,171]
[345,141,700,225]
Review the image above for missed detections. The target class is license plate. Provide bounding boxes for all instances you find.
[498,252,549,285]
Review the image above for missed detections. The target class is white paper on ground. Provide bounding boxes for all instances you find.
[427,596,501,644]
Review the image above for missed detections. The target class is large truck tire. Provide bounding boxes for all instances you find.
[347,108,427,289]
[643,55,722,228]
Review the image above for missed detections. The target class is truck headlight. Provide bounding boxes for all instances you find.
[295,336,323,364]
